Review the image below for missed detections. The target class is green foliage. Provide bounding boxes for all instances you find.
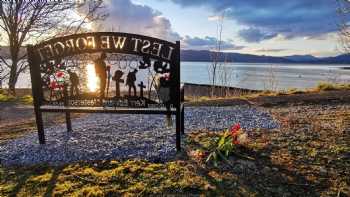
[0,94,15,102]
[0,93,33,104]
[206,131,235,166]
[0,160,212,196]
[20,95,33,105]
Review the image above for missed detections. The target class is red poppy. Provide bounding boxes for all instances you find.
[56,71,64,78]
[232,140,240,145]
[231,123,240,134]
[230,123,241,145]
[164,73,170,81]
[50,81,58,89]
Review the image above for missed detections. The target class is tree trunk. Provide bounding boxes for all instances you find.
[8,60,18,95]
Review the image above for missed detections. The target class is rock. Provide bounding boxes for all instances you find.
[237,159,256,169]
[262,166,271,174]
[319,167,327,175]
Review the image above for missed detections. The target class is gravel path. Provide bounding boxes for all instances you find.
[0,106,278,166]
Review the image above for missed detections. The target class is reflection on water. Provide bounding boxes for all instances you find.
[5,62,350,91]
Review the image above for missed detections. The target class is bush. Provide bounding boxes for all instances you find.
[20,95,33,105]
[0,94,15,102]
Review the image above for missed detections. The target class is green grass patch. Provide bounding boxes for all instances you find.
[0,94,16,102]
[0,93,33,104]
[0,160,214,196]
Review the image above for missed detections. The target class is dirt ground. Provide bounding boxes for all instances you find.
[0,91,349,196]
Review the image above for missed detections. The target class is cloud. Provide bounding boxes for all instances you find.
[87,0,180,41]
[169,0,340,39]
[182,36,245,50]
[238,28,277,43]
[253,48,288,53]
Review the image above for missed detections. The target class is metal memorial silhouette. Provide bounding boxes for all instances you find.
[28,32,183,151]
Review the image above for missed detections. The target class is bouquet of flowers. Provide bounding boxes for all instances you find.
[206,123,249,166]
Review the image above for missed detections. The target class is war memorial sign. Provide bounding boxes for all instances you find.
[28,32,184,151]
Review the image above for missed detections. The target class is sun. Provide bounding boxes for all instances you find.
[86,63,99,92]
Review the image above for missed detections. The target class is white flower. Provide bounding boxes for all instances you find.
[237,132,249,145]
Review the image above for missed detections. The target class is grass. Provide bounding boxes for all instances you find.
[185,82,350,102]
[0,160,214,196]
[0,93,33,104]
[315,82,350,91]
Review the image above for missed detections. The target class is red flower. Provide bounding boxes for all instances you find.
[230,123,240,134]
[164,73,170,81]
[56,71,64,78]
[230,123,241,145]
[50,81,58,89]
[233,140,240,145]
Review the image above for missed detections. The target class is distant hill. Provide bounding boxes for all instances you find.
[181,50,350,64]
[284,55,319,62]
[0,46,349,64]
[318,54,350,64]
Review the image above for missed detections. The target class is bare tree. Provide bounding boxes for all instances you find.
[338,0,350,52]
[208,12,225,97]
[0,0,106,94]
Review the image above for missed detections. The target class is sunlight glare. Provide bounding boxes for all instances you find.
[86,63,99,92]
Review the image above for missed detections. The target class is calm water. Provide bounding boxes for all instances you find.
[182,62,350,90]
[8,62,350,90]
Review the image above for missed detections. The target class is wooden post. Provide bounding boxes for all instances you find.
[181,85,185,134]
[63,85,72,132]
[27,45,45,144]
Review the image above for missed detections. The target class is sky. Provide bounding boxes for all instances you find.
[89,0,345,57]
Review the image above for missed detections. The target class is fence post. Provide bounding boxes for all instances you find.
[63,84,72,132]
[175,41,181,151]
[27,45,45,144]
[181,85,184,134]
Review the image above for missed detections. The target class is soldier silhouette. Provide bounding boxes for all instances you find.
[94,53,107,99]
[67,69,80,97]
[126,69,138,97]
[112,70,124,97]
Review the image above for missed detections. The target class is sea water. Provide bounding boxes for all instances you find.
[5,61,350,91]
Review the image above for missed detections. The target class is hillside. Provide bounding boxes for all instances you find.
[181,50,350,64]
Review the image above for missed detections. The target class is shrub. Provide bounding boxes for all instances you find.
[0,94,15,102]
[20,95,33,105]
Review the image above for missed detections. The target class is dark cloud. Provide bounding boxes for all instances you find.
[169,0,339,39]
[87,0,180,41]
[238,28,277,43]
[182,36,245,50]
